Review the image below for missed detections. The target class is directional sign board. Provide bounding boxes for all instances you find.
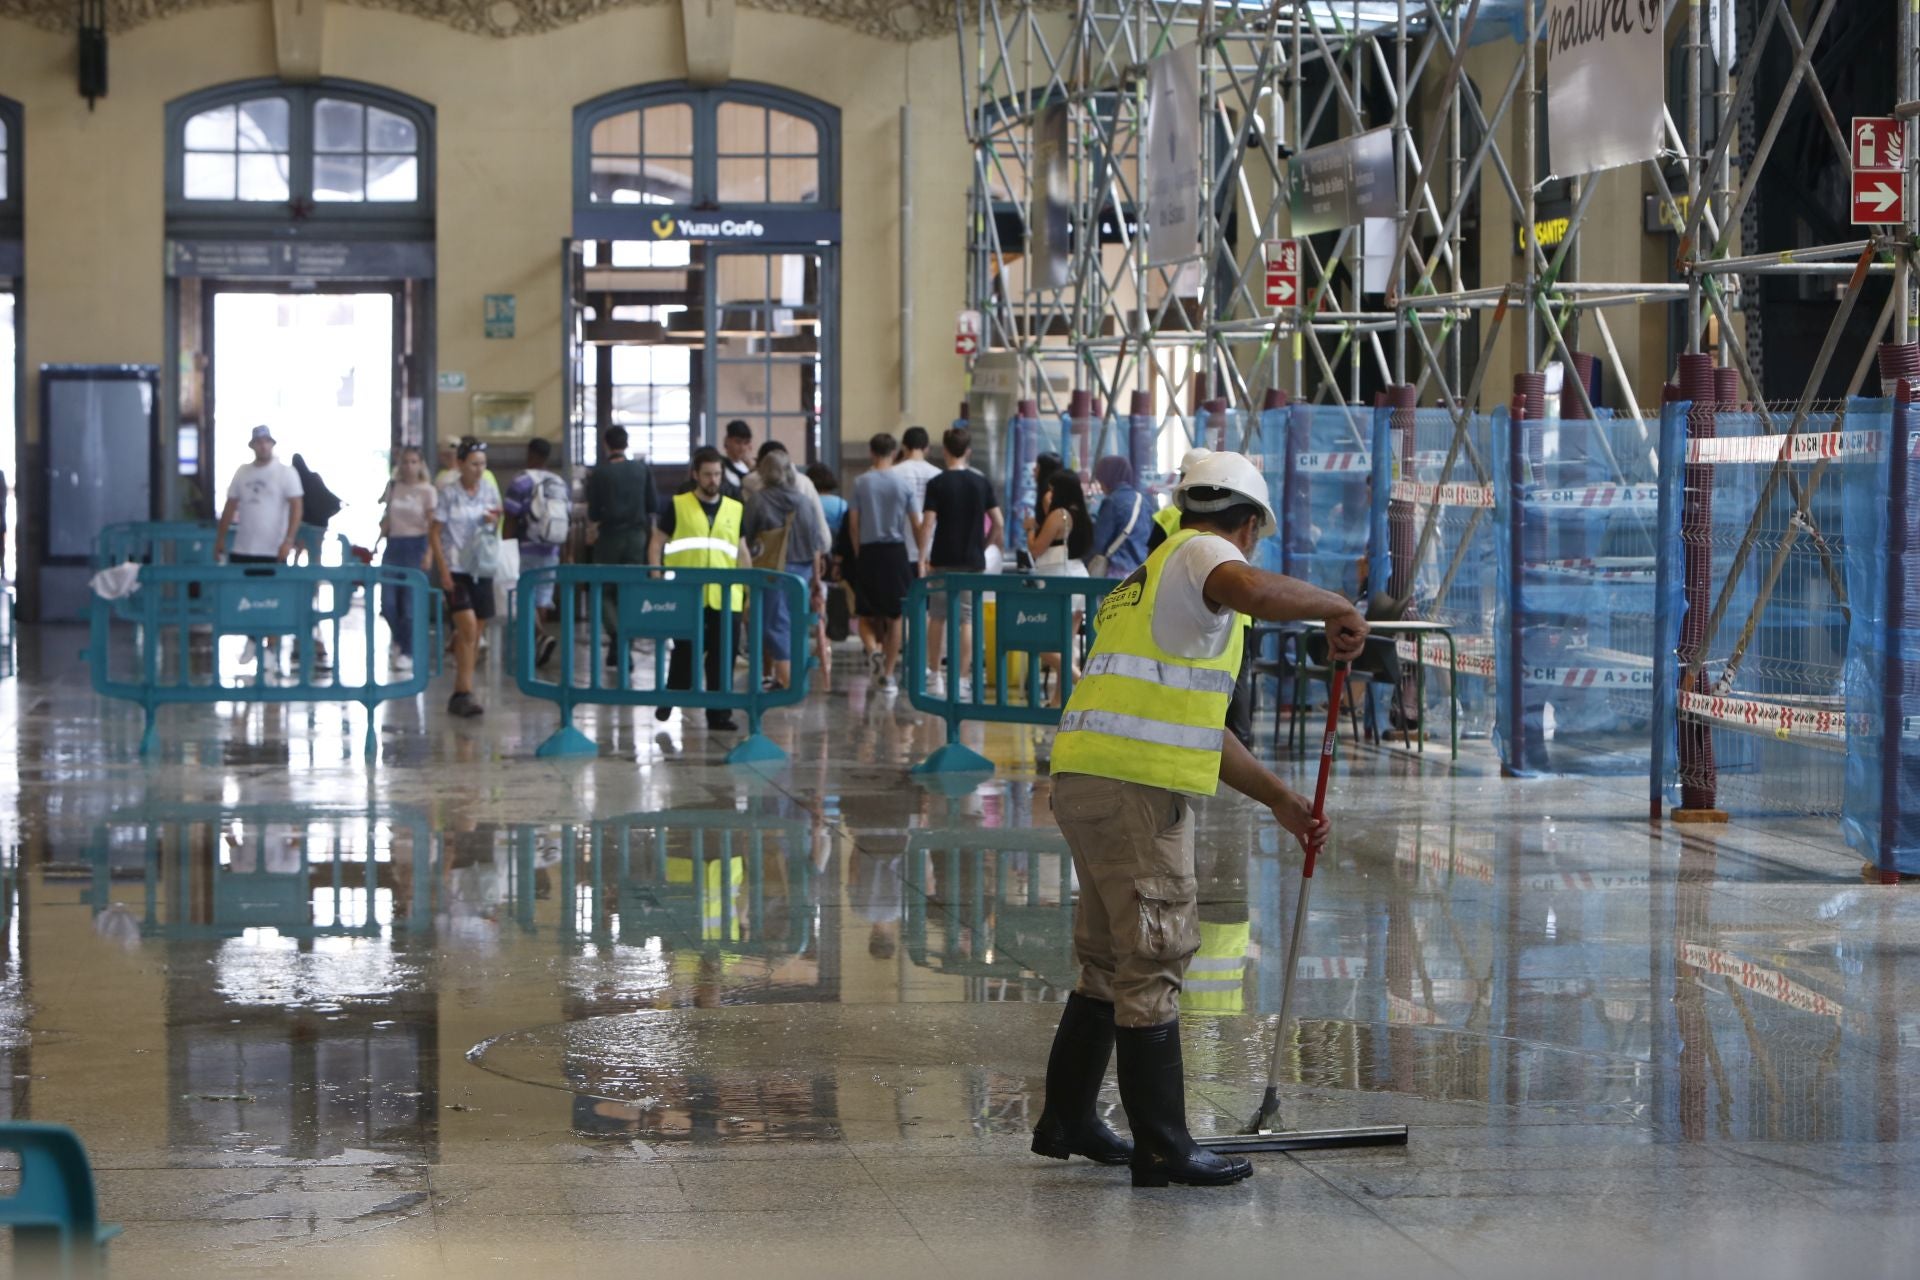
[955,309,982,358]
[1265,239,1300,309]
[1854,172,1906,224]
[1851,116,1906,226]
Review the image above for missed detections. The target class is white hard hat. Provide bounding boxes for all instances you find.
[1178,447,1213,477]
[1175,450,1277,539]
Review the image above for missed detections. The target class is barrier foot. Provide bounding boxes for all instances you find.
[535,726,600,758]
[725,733,787,766]
[912,742,996,776]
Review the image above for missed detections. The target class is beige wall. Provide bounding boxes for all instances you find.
[0,3,968,470]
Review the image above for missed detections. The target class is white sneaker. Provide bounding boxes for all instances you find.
[240,639,258,665]
[261,646,281,676]
[393,653,414,674]
[956,677,973,701]
[882,675,899,695]
[927,672,946,698]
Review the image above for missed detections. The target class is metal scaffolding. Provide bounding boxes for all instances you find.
[955,0,1916,464]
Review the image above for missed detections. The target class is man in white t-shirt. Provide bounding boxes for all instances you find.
[215,425,304,672]
[891,426,942,568]
[1036,450,1366,1189]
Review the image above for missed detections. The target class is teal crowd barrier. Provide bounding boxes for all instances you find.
[93,520,348,570]
[513,564,812,765]
[89,559,437,757]
[904,826,1075,981]
[903,572,1116,775]
[0,1123,119,1278]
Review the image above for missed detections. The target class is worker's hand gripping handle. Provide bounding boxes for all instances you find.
[1303,663,1348,879]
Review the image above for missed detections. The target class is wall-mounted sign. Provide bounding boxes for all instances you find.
[955,309,982,358]
[1288,128,1395,236]
[1851,115,1907,226]
[1545,0,1664,176]
[1515,201,1576,254]
[1265,239,1300,308]
[484,293,516,339]
[572,207,843,244]
[437,371,467,393]
[165,239,435,280]
[1643,192,1691,234]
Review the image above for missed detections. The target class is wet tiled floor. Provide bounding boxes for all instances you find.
[5,627,1918,1277]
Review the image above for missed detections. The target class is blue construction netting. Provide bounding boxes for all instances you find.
[1281,403,1378,595]
[1392,407,1498,738]
[1839,396,1920,876]
[1494,408,1663,776]
[1653,397,1883,828]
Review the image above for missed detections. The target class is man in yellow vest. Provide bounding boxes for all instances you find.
[650,446,752,732]
[1031,450,1366,1188]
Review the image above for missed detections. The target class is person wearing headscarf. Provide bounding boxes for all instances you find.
[1087,456,1151,578]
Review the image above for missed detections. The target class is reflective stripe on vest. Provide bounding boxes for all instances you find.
[1050,527,1246,795]
[664,492,745,611]
[1082,651,1238,695]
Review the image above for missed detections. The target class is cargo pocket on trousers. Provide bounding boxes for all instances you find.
[1129,875,1200,961]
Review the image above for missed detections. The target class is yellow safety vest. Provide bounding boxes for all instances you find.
[664,491,746,611]
[1051,528,1247,795]
[667,854,746,942]
[1153,504,1182,539]
[1183,921,1250,1013]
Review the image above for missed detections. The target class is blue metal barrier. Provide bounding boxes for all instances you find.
[89,560,435,757]
[0,1123,119,1277]
[513,564,812,764]
[904,572,1117,775]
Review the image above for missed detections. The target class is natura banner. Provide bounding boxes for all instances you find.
[1545,1,1665,177]
[1144,43,1202,267]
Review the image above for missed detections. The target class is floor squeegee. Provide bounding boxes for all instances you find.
[1196,662,1411,1155]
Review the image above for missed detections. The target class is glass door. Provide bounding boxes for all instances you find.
[709,250,826,463]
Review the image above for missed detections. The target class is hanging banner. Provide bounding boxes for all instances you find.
[1143,43,1202,267]
[1032,101,1072,289]
[1545,1,1665,177]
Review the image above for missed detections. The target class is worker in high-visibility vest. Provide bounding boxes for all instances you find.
[1030,451,1366,1189]
[1148,446,1258,748]
[650,446,753,732]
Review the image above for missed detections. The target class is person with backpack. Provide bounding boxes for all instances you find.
[291,453,345,670]
[503,437,570,668]
[743,445,829,692]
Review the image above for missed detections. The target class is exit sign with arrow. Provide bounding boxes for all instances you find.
[1854,173,1905,223]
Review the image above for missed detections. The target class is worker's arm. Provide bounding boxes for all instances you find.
[1204,561,1367,662]
[1220,730,1328,855]
[215,498,238,562]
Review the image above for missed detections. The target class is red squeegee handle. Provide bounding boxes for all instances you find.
[1303,663,1348,878]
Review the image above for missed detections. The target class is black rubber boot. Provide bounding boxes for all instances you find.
[1031,993,1132,1166]
[1115,1020,1253,1188]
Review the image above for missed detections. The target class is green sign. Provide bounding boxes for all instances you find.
[995,588,1066,652]
[484,293,515,339]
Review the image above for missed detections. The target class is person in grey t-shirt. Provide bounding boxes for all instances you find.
[848,432,925,692]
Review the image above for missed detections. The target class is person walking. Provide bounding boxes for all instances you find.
[807,462,851,679]
[743,445,829,691]
[1031,470,1093,700]
[1033,451,1367,1188]
[720,420,754,499]
[1087,456,1151,578]
[504,437,571,668]
[586,427,657,673]
[848,432,921,694]
[918,426,1002,699]
[290,453,343,669]
[892,427,941,570]
[428,438,502,719]
[215,424,304,676]
[379,446,436,673]
[650,447,752,731]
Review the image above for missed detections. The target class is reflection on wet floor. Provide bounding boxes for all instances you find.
[41,789,1916,1162]
[3,648,1918,1276]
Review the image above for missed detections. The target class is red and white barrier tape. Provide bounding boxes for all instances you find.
[1677,690,1845,741]
[1394,637,1498,676]
[1686,429,1881,465]
[1679,943,1846,1021]
[1390,479,1496,508]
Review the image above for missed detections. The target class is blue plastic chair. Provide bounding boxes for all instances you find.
[0,1124,119,1277]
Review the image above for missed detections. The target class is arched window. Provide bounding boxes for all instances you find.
[569,84,840,470]
[578,85,832,210]
[166,80,432,223]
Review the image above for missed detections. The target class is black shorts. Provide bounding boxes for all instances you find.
[855,542,913,620]
[449,573,495,621]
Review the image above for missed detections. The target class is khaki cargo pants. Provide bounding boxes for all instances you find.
[1051,772,1199,1028]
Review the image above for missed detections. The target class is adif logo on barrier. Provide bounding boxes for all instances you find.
[641,599,680,615]
[235,597,280,613]
[1015,610,1052,627]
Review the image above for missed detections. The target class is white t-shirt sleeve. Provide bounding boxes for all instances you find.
[227,465,249,502]
[1150,535,1247,660]
[280,466,304,501]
